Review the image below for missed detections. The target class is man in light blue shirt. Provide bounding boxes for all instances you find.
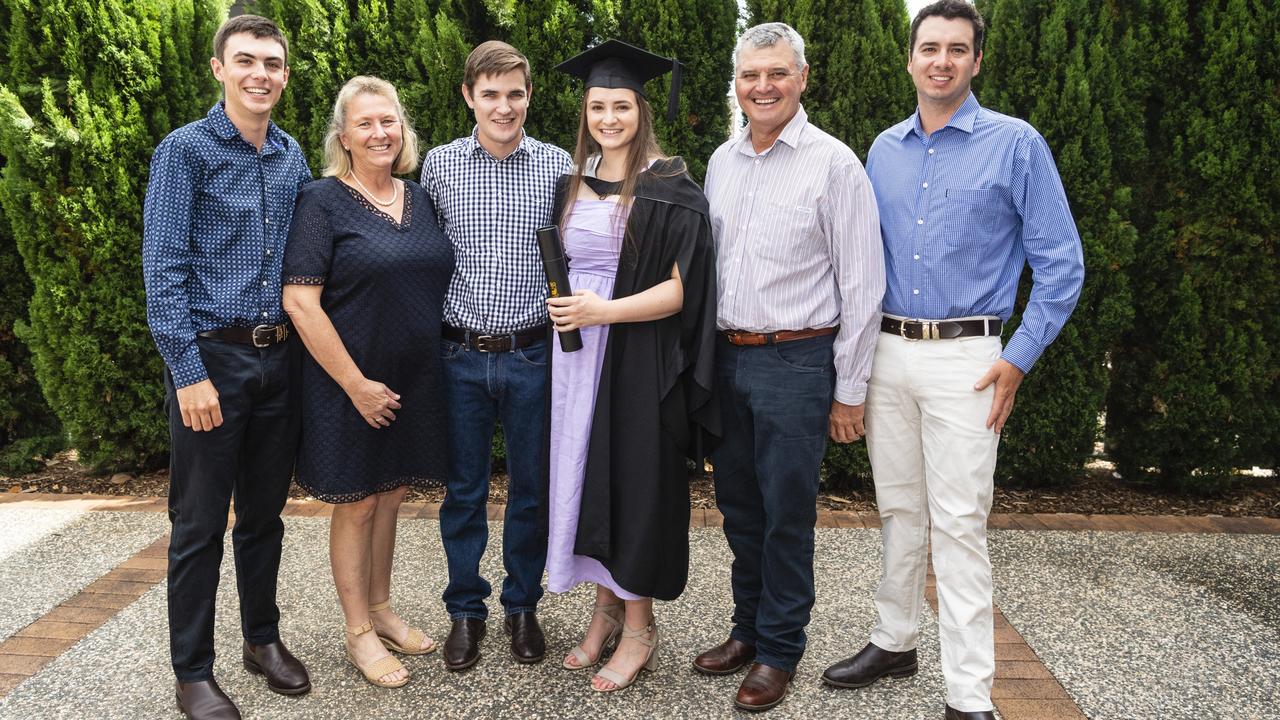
[819,2,1083,718]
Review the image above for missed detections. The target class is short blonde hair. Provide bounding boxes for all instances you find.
[322,76,420,178]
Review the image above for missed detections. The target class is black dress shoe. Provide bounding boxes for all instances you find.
[945,706,996,719]
[242,640,312,695]
[443,618,487,671]
[821,642,918,688]
[175,679,241,720]
[504,612,546,663]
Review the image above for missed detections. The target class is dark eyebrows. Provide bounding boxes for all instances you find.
[232,50,285,65]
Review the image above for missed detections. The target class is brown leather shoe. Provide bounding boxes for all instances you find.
[822,642,917,688]
[504,612,546,663]
[175,679,241,720]
[945,705,996,719]
[734,662,794,712]
[443,618,487,671]
[242,640,311,695]
[692,636,756,675]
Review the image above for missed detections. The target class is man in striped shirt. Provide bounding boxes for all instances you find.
[694,22,886,713]
[820,3,1084,718]
[420,41,572,671]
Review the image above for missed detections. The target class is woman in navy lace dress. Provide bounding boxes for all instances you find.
[283,76,452,689]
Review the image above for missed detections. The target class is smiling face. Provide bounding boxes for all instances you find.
[210,32,288,121]
[462,69,530,159]
[908,16,982,115]
[339,92,403,176]
[585,86,640,155]
[735,42,808,144]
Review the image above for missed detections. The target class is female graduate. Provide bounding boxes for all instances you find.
[543,40,720,692]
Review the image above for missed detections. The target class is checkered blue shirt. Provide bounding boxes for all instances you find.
[142,102,311,388]
[421,129,572,334]
[866,93,1084,373]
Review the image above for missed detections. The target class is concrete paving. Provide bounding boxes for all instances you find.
[2,506,1278,719]
[991,530,1280,720]
[0,508,168,641]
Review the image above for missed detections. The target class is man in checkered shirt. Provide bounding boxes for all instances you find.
[420,40,572,671]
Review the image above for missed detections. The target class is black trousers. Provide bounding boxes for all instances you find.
[164,337,300,682]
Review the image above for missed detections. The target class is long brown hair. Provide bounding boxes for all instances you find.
[559,89,672,252]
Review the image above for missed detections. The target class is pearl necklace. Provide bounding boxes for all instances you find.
[347,172,398,207]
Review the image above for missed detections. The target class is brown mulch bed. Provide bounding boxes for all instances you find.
[5,451,1278,518]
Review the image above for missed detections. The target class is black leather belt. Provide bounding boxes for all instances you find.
[197,324,290,347]
[880,316,1001,340]
[443,324,546,353]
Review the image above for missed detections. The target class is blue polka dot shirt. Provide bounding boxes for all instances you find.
[142,102,312,388]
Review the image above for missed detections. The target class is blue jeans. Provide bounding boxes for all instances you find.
[439,337,548,619]
[710,334,834,673]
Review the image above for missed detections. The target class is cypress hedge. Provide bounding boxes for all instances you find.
[1107,0,1280,488]
[0,0,223,470]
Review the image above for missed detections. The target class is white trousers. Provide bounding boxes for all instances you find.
[865,331,1001,713]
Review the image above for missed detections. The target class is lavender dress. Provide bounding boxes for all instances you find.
[545,199,642,600]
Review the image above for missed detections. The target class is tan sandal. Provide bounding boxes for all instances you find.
[368,600,437,655]
[345,620,409,688]
[592,620,659,692]
[563,602,625,670]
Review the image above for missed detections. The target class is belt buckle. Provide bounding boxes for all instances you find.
[474,335,505,352]
[251,324,277,348]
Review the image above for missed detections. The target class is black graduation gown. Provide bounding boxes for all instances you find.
[545,157,720,601]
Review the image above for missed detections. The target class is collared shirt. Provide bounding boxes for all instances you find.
[866,92,1084,373]
[142,102,312,388]
[421,128,572,334]
[706,106,885,405]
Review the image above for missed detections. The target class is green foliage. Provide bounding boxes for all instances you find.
[975,0,1136,485]
[1107,0,1280,488]
[747,0,914,158]
[0,229,59,456]
[0,0,225,470]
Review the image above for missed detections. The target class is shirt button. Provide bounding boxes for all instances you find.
[265,217,271,224]
[914,254,920,260]
[913,289,920,295]
[262,280,268,286]
[928,148,935,155]
[266,249,273,255]
[916,219,924,225]
[262,311,269,317]
[922,182,929,189]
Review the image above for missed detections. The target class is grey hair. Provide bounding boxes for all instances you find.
[733,22,807,70]
[322,76,421,178]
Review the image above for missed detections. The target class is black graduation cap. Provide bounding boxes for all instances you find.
[554,39,683,123]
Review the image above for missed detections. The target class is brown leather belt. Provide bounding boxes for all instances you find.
[720,326,838,346]
[197,324,290,348]
[443,324,547,353]
[880,316,1002,340]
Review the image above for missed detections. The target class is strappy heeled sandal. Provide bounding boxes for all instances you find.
[563,602,625,670]
[368,599,436,655]
[345,620,409,688]
[592,620,659,692]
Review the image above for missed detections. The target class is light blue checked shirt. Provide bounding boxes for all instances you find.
[866,93,1084,373]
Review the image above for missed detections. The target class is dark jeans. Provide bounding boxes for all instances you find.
[438,338,548,620]
[165,337,300,682]
[710,334,834,673]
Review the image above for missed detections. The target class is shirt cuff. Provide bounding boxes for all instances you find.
[834,380,867,406]
[169,344,209,389]
[1000,333,1043,375]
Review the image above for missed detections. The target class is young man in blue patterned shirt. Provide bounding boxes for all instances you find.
[419,40,572,671]
[142,15,312,719]
[820,3,1084,718]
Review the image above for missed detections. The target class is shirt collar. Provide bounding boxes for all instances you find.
[736,105,809,157]
[467,126,531,160]
[206,101,287,153]
[900,92,982,141]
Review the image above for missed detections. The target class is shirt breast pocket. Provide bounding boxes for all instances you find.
[758,201,819,262]
[942,188,1001,246]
